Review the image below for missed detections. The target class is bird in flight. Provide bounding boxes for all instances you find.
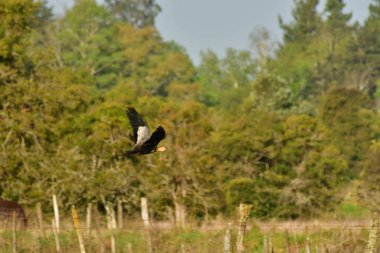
[126,106,166,155]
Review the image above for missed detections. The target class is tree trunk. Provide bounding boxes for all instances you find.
[172,187,187,228]
[86,203,92,238]
[117,200,123,229]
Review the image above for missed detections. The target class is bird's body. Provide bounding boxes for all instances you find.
[126,106,166,155]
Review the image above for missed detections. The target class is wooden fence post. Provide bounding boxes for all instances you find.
[141,197,150,227]
[52,219,61,253]
[141,197,152,253]
[236,204,252,253]
[224,222,232,253]
[127,243,133,253]
[12,211,17,253]
[305,237,311,253]
[365,218,379,253]
[72,206,86,253]
[263,236,268,253]
[52,194,60,233]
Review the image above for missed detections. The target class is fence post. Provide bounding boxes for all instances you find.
[72,206,86,253]
[141,197,152,253]
[305,237,311,253]
[52,194,60,233]
[52,219,61,253]
[236,204,252,253]
[365,218,379,253]
[224,222,232,253]
[12,211,17,253]
[127,243,133,253]
[263,236,268,253]
[141,197,150,227]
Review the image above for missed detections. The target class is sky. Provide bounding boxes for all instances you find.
[48,0,373,65]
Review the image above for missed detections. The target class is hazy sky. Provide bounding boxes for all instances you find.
[48,0,372,65]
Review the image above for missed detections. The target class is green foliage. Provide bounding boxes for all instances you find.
[335,200,371,219]
[279,0,321,43]
[325,0,352,29]
[197,48,256,107]
[226,178,255,210]
[57,0,121,89]
[249,72,292,111]
[0,0,40,95]
[319,87,374,166]
[358,140,380,213]
[0,0,380,222]
[105,0,161,27]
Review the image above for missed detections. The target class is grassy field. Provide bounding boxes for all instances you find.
[0,219,375,253]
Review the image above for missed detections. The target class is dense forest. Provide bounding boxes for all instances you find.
[0,0,379,222]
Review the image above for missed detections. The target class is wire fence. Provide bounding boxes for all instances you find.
[0,200,377,253]
[0,209,375,231]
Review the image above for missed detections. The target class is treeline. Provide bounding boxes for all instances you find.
[0,0,379,221]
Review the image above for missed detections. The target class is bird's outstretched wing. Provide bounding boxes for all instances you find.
[141,126,166,150]
[126,106,150,145]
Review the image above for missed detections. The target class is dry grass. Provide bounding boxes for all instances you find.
[0,219,377,253]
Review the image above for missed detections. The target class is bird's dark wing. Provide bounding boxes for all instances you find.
[141,126,166,150]
[126,106,150,144]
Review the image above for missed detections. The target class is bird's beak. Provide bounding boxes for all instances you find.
[156,147,167,152]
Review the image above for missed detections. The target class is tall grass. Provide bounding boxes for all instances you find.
[0,219,376,253]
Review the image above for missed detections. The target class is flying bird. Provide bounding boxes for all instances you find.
[125,106,166,155]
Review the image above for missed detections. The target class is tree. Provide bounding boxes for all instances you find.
[147,51,196,96]
[197,48,256,108]
[105,0,161,27]
[359,140,380,213]
[57,0,122,89]
[0,0,39,77]
[324,0,352,29]
[34,0,53,29]
[279,145,348,218]
[368,0,380,19]
[248,72,292,112]
[117,24,196,96]
[249,27,276,71]
[0,0,98,206]
[319,87,374,169]
[273,0,325,99]
[125,98,222,222]
[279,0,321,42]
[353,0,380,96]
[197,50,223,106]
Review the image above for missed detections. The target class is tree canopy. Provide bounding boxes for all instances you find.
[0,0,379,220]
